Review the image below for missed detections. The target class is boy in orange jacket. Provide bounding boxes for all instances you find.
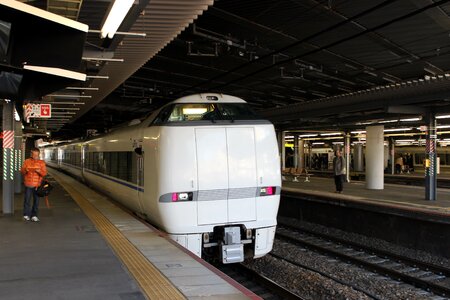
[20,147,47,222]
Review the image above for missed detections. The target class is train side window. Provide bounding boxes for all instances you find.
[110,152,119,178]
[117,152,129,181]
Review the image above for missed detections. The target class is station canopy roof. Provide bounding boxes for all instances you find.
[4,0,450,141]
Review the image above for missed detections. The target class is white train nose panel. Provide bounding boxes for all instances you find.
[195,127,257,225]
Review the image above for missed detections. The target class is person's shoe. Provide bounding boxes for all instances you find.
[23,216,30,221]
[31,216,40,222]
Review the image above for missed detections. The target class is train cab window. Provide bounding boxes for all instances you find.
[151,103,263,125]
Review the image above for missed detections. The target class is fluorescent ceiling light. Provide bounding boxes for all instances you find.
[379,119,398,123]
[437,125,450,129]
[312,142,324,145]
[400,117,421,122]
[299,134,318,137]
[50,94,92,98]
[320,132,342,136]
[351,130,366,134]
[384,128,413,132]
[14,108,20,121]
[101,0,135,39]
[66,87,99,91]
[436,115,450,119]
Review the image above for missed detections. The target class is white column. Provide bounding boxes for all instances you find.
[353,143,364,172]
[280,131,286,170]
[297,138,305,169]
[344,133,351,182]
[365,125,384,190]
[293,135,299,168]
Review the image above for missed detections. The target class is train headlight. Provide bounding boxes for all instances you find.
[259,186,276,196]
[203,233,209,243]
[171,192,193,202]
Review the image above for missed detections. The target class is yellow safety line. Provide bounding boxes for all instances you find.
[51,172,186,300]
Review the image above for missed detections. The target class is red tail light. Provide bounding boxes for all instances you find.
[171,192,193,202]
[260,186,275,196]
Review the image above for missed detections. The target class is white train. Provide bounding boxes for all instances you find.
[44,94,281,263]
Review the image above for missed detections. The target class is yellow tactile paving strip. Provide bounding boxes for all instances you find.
[51,172,186,300]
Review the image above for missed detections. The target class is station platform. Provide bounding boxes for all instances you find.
[0,170,257,300]
[282,176,450,217]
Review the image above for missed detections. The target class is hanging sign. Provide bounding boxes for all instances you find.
[24,103,52,122]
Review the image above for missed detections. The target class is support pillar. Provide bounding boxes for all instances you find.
[293,135,299,168]
[425,113,437,201]
[353,143,364,172]
[279,131,286,170]
[344,132,351,183]
[389,138,395,175]
[297,138,305,170]
[365,125,384,190]
[2,101,15,215]
[14,121,23,194]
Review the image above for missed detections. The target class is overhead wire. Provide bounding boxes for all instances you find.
[176,0,398,95]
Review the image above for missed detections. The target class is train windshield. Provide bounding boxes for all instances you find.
[153,103,264,124]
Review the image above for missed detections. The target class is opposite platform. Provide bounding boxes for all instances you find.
[282,176,450,217]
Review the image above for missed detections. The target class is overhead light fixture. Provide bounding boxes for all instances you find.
[383,128,412,132]
[46,102,85,105]
[436,115,450,119]
[379,119,398,124]
[52,107,80,110]
[101,0,135,39]
[86,75,109,79]
[400,117,421,122]
[66,87,99,91]
[14,108,20,121]
[320,132,342,136]
[50,94,92,98]
[351,130,366,134]
[299,134,318,137]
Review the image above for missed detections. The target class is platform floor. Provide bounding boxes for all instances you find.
[0,170,256,300]
[282,176,450,216]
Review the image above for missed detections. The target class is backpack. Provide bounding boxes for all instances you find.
[36,178,53,197]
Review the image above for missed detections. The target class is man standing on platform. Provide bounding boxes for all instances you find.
[20,147,47,222]
[333,149,346,194]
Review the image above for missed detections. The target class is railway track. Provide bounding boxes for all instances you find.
[216,262,306,300]
[276,222,450,298]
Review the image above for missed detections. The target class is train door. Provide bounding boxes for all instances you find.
[226,127,257,222]
[136,151,145,214]
[195,127,257,224]
[195,128,228,225]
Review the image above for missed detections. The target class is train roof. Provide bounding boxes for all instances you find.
[172,93,247,104]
